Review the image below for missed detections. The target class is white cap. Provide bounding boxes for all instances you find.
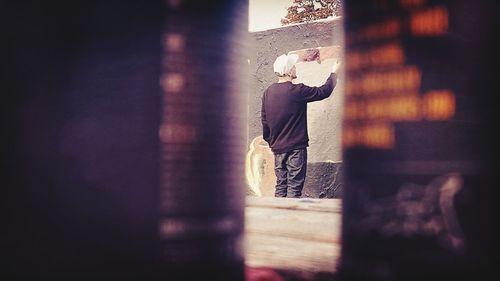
[273,53,299,77]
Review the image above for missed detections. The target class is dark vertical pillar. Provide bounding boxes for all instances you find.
[3,0,164,279]
[158,1,247,280]
[341,0,494,280]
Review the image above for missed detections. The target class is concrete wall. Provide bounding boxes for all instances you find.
[247,19,345,198]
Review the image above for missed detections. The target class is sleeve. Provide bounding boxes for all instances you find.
[261,92,270,143]
[298,73,337,103]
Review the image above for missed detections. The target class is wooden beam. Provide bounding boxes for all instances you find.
[244,197,343,276]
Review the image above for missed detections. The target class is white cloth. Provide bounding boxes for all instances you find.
[273,53,299,76]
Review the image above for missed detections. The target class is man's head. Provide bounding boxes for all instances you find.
[273,54,299,79]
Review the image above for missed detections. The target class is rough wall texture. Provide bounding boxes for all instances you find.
[247,19,344,198]
[291,47,343,163]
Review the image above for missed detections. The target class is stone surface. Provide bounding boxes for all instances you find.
[303,162,343,199]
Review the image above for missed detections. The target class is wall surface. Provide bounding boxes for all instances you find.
[247,19,344,198]
[290,46,343,163]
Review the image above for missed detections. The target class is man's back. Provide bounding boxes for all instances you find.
[261,74,337,154]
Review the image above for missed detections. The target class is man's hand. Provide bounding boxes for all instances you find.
[331,60,342,74]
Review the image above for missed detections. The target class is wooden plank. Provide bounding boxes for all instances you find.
[244,233,341,273]
[245,197,342,213]
[246,207,341,243]
[244,197,343,277]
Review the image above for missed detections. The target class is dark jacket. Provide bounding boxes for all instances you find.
[261,73,337,154]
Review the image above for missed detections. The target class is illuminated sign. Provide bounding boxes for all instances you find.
[343,2,455,149]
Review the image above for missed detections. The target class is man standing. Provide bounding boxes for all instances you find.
[261,53,341,198]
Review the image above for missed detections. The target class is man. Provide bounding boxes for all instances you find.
[261,53,341,198]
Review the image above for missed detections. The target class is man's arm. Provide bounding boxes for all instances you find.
[299,60,341,103]
[261,93,270,143]
[299,73,337,103]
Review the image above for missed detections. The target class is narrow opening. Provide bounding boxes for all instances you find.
[245,0,345,277]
